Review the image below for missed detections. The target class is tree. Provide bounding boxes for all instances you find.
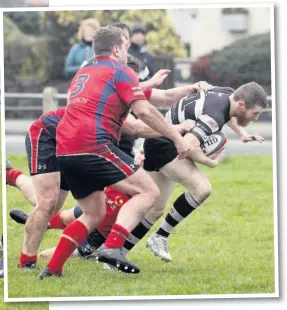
[4,15,50,89]
[43,9,186,56]
[6,12,42,36]
[41,9,187,79]
[191,32,271,92]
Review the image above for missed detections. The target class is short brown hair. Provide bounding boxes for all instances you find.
[93,25,125,57]
[127,54,143,73]
[233,82,268,109]
[78,18,100,40]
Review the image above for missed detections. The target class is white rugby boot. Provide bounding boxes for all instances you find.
[146,233,172,262]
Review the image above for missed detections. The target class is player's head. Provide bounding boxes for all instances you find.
[127,53,145,74]
[233,82,267,127]
[131,23,147,46]
[93,25,129,65]
[113,22,131,43]
[78,18,100,42]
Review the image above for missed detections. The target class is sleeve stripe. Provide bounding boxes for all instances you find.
[196,119,213,135]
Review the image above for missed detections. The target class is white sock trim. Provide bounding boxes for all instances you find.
[184,192,200,208]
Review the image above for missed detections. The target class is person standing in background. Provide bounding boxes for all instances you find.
[64,18,100,78]
[128,22,154,79]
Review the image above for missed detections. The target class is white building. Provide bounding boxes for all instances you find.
[168,7,271,60]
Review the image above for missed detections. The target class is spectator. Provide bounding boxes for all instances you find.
[64,18,100,78]
[128,22,154,78]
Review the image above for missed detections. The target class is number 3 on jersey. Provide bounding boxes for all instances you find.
[70,74,89,97]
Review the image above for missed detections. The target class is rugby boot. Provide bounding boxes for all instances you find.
[18,262,40,270]
[77,240,95,259]
[96,244,140,274]
[146,233,172,262]
[39,267,63,280]
[10,209,29,225]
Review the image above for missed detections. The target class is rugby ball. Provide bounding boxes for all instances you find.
[201,131,227,159]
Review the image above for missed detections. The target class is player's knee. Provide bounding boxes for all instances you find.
[188,179,212,203]
[37,195,59,215]
[149,207,164,222]
[97,207,106,222]
[148,183,160,203]
[87,206,106,227]
[198,181,212,202]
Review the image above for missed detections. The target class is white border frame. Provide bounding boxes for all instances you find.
[1,2,278,303]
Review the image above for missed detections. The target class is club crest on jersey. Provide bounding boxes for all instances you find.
[207,119,217,127]
[114,196,125,207]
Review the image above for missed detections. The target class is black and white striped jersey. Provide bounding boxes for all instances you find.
[165,86,234,144]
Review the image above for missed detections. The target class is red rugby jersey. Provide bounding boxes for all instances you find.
[56,56,148,155]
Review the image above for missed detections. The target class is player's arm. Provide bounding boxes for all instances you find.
[131,100,191,158]
[122,114,196,138]
[227,117,264,143]
[148,81,212,107]
[139,69,171,91]
[183,115,223,168]
[183,133,220,168]
[116,67,191,159]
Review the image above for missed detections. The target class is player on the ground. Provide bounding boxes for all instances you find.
[36,187,131,262]
[119,83,267,262]
[38,25,195,278]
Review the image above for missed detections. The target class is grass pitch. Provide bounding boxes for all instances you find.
[4,154,276,300]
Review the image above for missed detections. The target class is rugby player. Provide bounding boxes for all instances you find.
[119,83,267,262]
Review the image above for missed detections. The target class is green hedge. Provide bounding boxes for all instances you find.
[191,32,271,93]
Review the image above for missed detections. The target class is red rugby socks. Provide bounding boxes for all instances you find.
[47,211,66,229]
[19,252,37,267]
[47,220,88,274]
[6,169,23,187]
[105,223,130,248]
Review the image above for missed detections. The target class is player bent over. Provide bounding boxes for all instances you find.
[121,83,267,262]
